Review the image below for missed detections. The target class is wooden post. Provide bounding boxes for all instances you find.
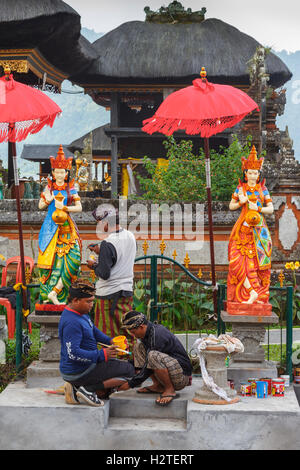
[204,137,218,315]
[110,92,120,197]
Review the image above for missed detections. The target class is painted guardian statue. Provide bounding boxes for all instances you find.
[37,145,82,305]
[227,145,274,315]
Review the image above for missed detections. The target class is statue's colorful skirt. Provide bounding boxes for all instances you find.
[227,219,271,304]
[38,218,81,303]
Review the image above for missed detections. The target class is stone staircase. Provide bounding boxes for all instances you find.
[107,387,188,431]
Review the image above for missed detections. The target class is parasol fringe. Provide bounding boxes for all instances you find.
[142,113,250,138]
[0,113,61,143]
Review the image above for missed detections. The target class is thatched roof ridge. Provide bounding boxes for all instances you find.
[21,144,74,162]
[72,18,291,88]
[68,124,111,155]
[0,0,78,22]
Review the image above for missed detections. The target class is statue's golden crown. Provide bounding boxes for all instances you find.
[241,145,264,171]
[50,145,73,170]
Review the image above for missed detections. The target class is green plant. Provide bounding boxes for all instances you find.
[269,277,300,324]
[134,135,265,203]
[263,343,300,370]
[0,327,41,393]
[133,268,215,331]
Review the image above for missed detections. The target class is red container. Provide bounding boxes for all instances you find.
[248,378,259,396]
[240,382,252,396]
[260,377,272,395]
[272,378,285,397]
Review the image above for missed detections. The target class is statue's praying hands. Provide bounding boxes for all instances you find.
[43,186,54,203]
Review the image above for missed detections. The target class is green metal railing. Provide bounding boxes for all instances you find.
[15,283,39,372]
[135,253,212,322]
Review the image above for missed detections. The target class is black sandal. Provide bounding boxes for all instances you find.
[155,394,180,406]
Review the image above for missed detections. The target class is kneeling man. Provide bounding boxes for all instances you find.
[118,311,192,406]
[59,279,134,406]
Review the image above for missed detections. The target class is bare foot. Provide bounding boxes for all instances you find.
[48,290,64,305]
[242,289,258,304]
[156,390,178,405]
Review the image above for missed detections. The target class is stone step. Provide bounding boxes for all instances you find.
[109,388,187,420]
[108,417,187,431]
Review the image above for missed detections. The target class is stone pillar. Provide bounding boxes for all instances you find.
[26,313,62,388]
[221,311,279,390]
[193,347,239,405]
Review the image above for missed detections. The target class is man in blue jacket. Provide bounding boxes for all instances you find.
[59,279,135,406]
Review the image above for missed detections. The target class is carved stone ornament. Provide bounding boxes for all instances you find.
[144,2,206,23]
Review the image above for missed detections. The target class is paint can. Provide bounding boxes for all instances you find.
[248,378,259,396]
[280,375,290,387]
[256,381,268,398]
[112,335,128,355]
[272,378,285,397]
[240,382,252,396]
[294,368,300,377]
[260,377,272,395]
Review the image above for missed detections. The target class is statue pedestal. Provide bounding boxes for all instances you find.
[193,347,239,405]
[26,313,63,388]
[226,301,272,316]
[221,311,279,390]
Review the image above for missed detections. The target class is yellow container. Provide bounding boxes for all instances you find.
[113,335,127,355]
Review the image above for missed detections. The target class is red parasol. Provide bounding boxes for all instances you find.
[0,67,62,283]
[142,68,259,314]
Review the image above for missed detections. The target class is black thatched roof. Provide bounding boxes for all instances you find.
[0,0,96,77]
[71,18,291,88]
[68,124,111,155]
[21,144,74,162]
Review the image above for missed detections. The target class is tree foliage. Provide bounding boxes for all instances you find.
[136,135,263,202]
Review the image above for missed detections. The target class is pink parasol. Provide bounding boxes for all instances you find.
[142,68,259,313]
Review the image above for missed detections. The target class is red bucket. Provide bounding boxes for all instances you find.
[240,382,252,396]
[272,378,285,397]
[260,377,272,395]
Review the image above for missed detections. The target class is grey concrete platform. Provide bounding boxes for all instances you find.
[0,378,300,450]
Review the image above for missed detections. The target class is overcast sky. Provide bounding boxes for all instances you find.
[67,0,300,52]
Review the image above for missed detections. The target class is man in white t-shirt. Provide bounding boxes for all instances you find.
[87,207,137,351]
